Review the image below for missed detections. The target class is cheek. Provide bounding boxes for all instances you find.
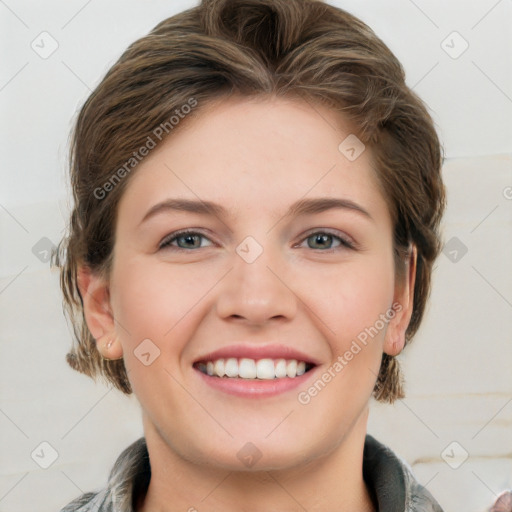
[292,258,395,431]
[108,257,214,405]
[110,256,223,350]
[302,255,396,350]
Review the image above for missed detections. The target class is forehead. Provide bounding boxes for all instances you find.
[117,95,389,224]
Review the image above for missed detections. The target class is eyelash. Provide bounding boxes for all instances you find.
[159,230,214,251]
[298,230,356,251]
[158,229,356,252]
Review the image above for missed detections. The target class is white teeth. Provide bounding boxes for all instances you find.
[198,357,311,379]
[275,359,287,378]
[286,359,297,378]
[256,358,275,380]
[214,359,225,377]
[225,358,238,377]
[239,358,257,379]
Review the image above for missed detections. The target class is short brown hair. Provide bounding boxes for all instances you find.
[54,0,446,402]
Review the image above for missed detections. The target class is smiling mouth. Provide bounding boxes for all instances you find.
[194,358,315,380]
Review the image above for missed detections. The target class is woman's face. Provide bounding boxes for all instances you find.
[104,96,412,470]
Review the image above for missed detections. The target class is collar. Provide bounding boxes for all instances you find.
[66,435,443,511]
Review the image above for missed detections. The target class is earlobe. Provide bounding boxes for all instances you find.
[383,245,417,356]
[77,265,124,359]
[96,334,124,360]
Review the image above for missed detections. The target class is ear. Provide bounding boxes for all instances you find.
[77,265,124,360]
[383,245,417,356]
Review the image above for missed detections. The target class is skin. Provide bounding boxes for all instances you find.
[79,95,416,512]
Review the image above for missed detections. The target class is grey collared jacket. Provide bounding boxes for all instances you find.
[60,435,444,511]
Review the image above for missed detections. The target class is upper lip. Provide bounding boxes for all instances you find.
[194,344,320,366]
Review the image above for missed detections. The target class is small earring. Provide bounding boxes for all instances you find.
[101,338,113,360]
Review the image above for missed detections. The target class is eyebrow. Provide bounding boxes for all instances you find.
[139,197,373,226]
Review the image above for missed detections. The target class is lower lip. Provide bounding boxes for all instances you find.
[194,367,317,398]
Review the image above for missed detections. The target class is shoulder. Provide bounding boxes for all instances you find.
[403,470,444,512]
[59,490,109,512]
[59,437,149,512]
[363,434,444,512]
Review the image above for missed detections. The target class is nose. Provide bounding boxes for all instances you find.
[215,243,298,326]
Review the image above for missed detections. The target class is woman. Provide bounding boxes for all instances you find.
[55,0,446,510]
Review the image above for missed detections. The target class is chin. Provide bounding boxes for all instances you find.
[173,429,329,474]
[201,444,317,472]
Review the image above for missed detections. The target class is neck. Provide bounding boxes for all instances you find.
[139,410,375,512]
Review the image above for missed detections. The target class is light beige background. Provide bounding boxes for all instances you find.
[1,1,511,511]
